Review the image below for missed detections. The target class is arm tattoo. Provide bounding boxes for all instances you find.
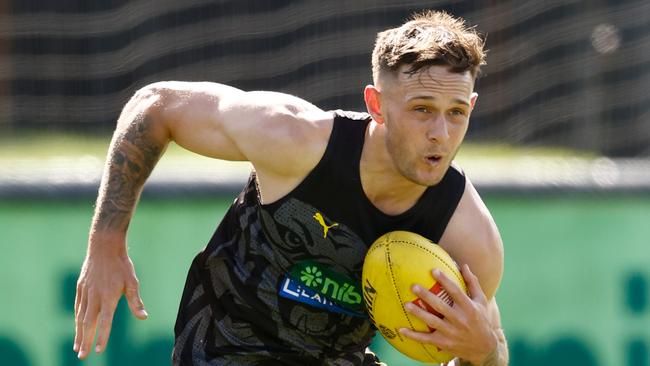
[94,114,165,232]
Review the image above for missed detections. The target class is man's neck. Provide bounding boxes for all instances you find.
[360,121,428,216]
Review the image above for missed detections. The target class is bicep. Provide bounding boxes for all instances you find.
[156,82,248,161]
[156,82,329,174]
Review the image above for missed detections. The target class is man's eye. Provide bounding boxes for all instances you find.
[450,109,466,116]
[414,106,430,113]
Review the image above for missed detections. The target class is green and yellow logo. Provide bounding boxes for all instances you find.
[291,261,362,309]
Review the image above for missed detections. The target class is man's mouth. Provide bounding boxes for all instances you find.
[426,155,443,164]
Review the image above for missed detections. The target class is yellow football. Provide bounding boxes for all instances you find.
[362,231,468,364]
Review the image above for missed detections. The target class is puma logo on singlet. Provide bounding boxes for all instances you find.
[313,212,338,238]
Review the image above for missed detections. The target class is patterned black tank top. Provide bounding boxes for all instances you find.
[172,110,466,366]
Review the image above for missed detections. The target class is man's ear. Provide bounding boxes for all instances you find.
[470,92,478,110]
[364,85,385,124]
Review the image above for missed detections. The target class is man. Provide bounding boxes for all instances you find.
[74,10,508,366]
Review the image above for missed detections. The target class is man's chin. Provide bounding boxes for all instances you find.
[419,168,450,187]
[399,162,449,187]
[423,177,444,187]
[409,172,445,187]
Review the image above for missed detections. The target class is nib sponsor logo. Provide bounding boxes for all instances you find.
[291,261,362,308]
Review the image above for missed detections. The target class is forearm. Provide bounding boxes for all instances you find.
[90,90,170,250]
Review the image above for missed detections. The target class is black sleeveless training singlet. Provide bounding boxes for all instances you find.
[172,110,466,366]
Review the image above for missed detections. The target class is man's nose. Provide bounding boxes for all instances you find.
[425,115,449,142]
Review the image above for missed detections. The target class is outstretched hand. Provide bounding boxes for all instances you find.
[74,244,148,359]
[399,264,499,366]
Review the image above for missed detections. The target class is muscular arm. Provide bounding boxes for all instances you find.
[75,81,331,359]
[93,113,166,234]
[443,179,509,366]
[403,178,509,365]
[92,82,242,234]
[74,85,172,359]
[89,81,330,248]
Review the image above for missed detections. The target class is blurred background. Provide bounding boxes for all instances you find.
[0,0,649,365]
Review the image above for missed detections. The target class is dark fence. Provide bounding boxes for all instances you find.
[1,0,649,156]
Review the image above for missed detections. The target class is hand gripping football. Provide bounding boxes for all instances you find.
[362,231,468,364]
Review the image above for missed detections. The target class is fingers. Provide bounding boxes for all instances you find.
[431,269,474,310]
[409,267,482,327]
[74,285,140,358]
[73,285,86,353]
[74,282,81,319]
[73,255,146,359]
[94,302,118,354]
[404,301,446,331]
[78,293,100,359]
[399,326,446,345]
[461,264,488,303]
[411,283,458,323]
[125,285,148,320]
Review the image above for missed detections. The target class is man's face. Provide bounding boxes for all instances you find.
[378,65,476,186]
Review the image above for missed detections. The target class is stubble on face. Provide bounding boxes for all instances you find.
[379,65,475,187]
[383,109,446,188]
